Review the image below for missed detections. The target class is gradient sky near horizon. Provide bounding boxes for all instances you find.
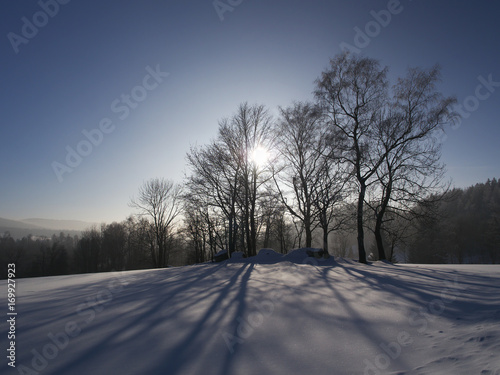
[1,0,499,223]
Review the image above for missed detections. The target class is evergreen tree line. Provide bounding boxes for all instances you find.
[0,232,74,278]
[406,179,500,264]
[0,217,189,279]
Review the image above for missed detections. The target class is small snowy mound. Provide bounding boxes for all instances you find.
[253,248,283,264]
[214,249,229,262]
[230,251,245,260]
[283,248,313,263]
[284,248,335,266]
[226,248,336,265]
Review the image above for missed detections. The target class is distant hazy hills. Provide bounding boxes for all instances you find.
[0,217,96,239]
[20,218,94,231]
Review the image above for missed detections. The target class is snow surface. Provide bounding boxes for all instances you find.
[2,251,500,375]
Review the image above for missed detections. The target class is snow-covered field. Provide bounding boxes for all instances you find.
[2,249,500,375]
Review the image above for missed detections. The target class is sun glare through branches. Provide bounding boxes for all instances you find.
[249,145,269,168]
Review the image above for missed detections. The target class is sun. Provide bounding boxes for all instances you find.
[249,145,269,168]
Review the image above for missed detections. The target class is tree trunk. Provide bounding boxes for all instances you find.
[357,183,367,263]
[304,216,313,248]
[248,172,258,257]
[244,204,251,256]
[321,210,329,253]
[374,216,387,261]
[389,242,395,263]
[323,227,328,253]
[375,178,392,261]
[263,215,270,248]
[228,213,234,256]
[250,206,257,256]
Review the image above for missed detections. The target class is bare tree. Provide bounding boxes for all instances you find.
[130,178,182,268]
[273,102,326,248]
[369,65,457,260]
[315,52,390,263]
[183,199,209,263]
[186,141,240,256]
[182,193,226,262]
[271,206,295,254]
[218,103,274,257]
[186,103,273,257]
[315,53,457,263]
[311,157,351,253]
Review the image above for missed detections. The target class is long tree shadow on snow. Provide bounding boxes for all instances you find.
[332,261,500,323]
[15,260,500,375]
[46,263,251,375]
[148,262,255,374]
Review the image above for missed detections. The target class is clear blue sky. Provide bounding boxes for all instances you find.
[1,0,499,223]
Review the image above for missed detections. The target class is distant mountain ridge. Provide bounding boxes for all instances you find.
[20,218,94,232]
[0,217,95,239]
[0,217,44,230]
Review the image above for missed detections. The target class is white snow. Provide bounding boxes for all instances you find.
[2,255,500,375]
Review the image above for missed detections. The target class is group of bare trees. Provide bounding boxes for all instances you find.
[96,53,455,266]
[185,103,275,259]
[3,53,487,275]
[129,178,183,267]
[12,52,452,273]
[314,53,457,262]
[181,52,457,263]
[87,53,454,267]
[272,102,349,253]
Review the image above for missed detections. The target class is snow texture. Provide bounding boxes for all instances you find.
[1,254,500,375]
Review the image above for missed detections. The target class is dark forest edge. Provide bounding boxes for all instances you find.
[1,176,498,281]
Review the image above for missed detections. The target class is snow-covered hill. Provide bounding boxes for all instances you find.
[2,250,500,375]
